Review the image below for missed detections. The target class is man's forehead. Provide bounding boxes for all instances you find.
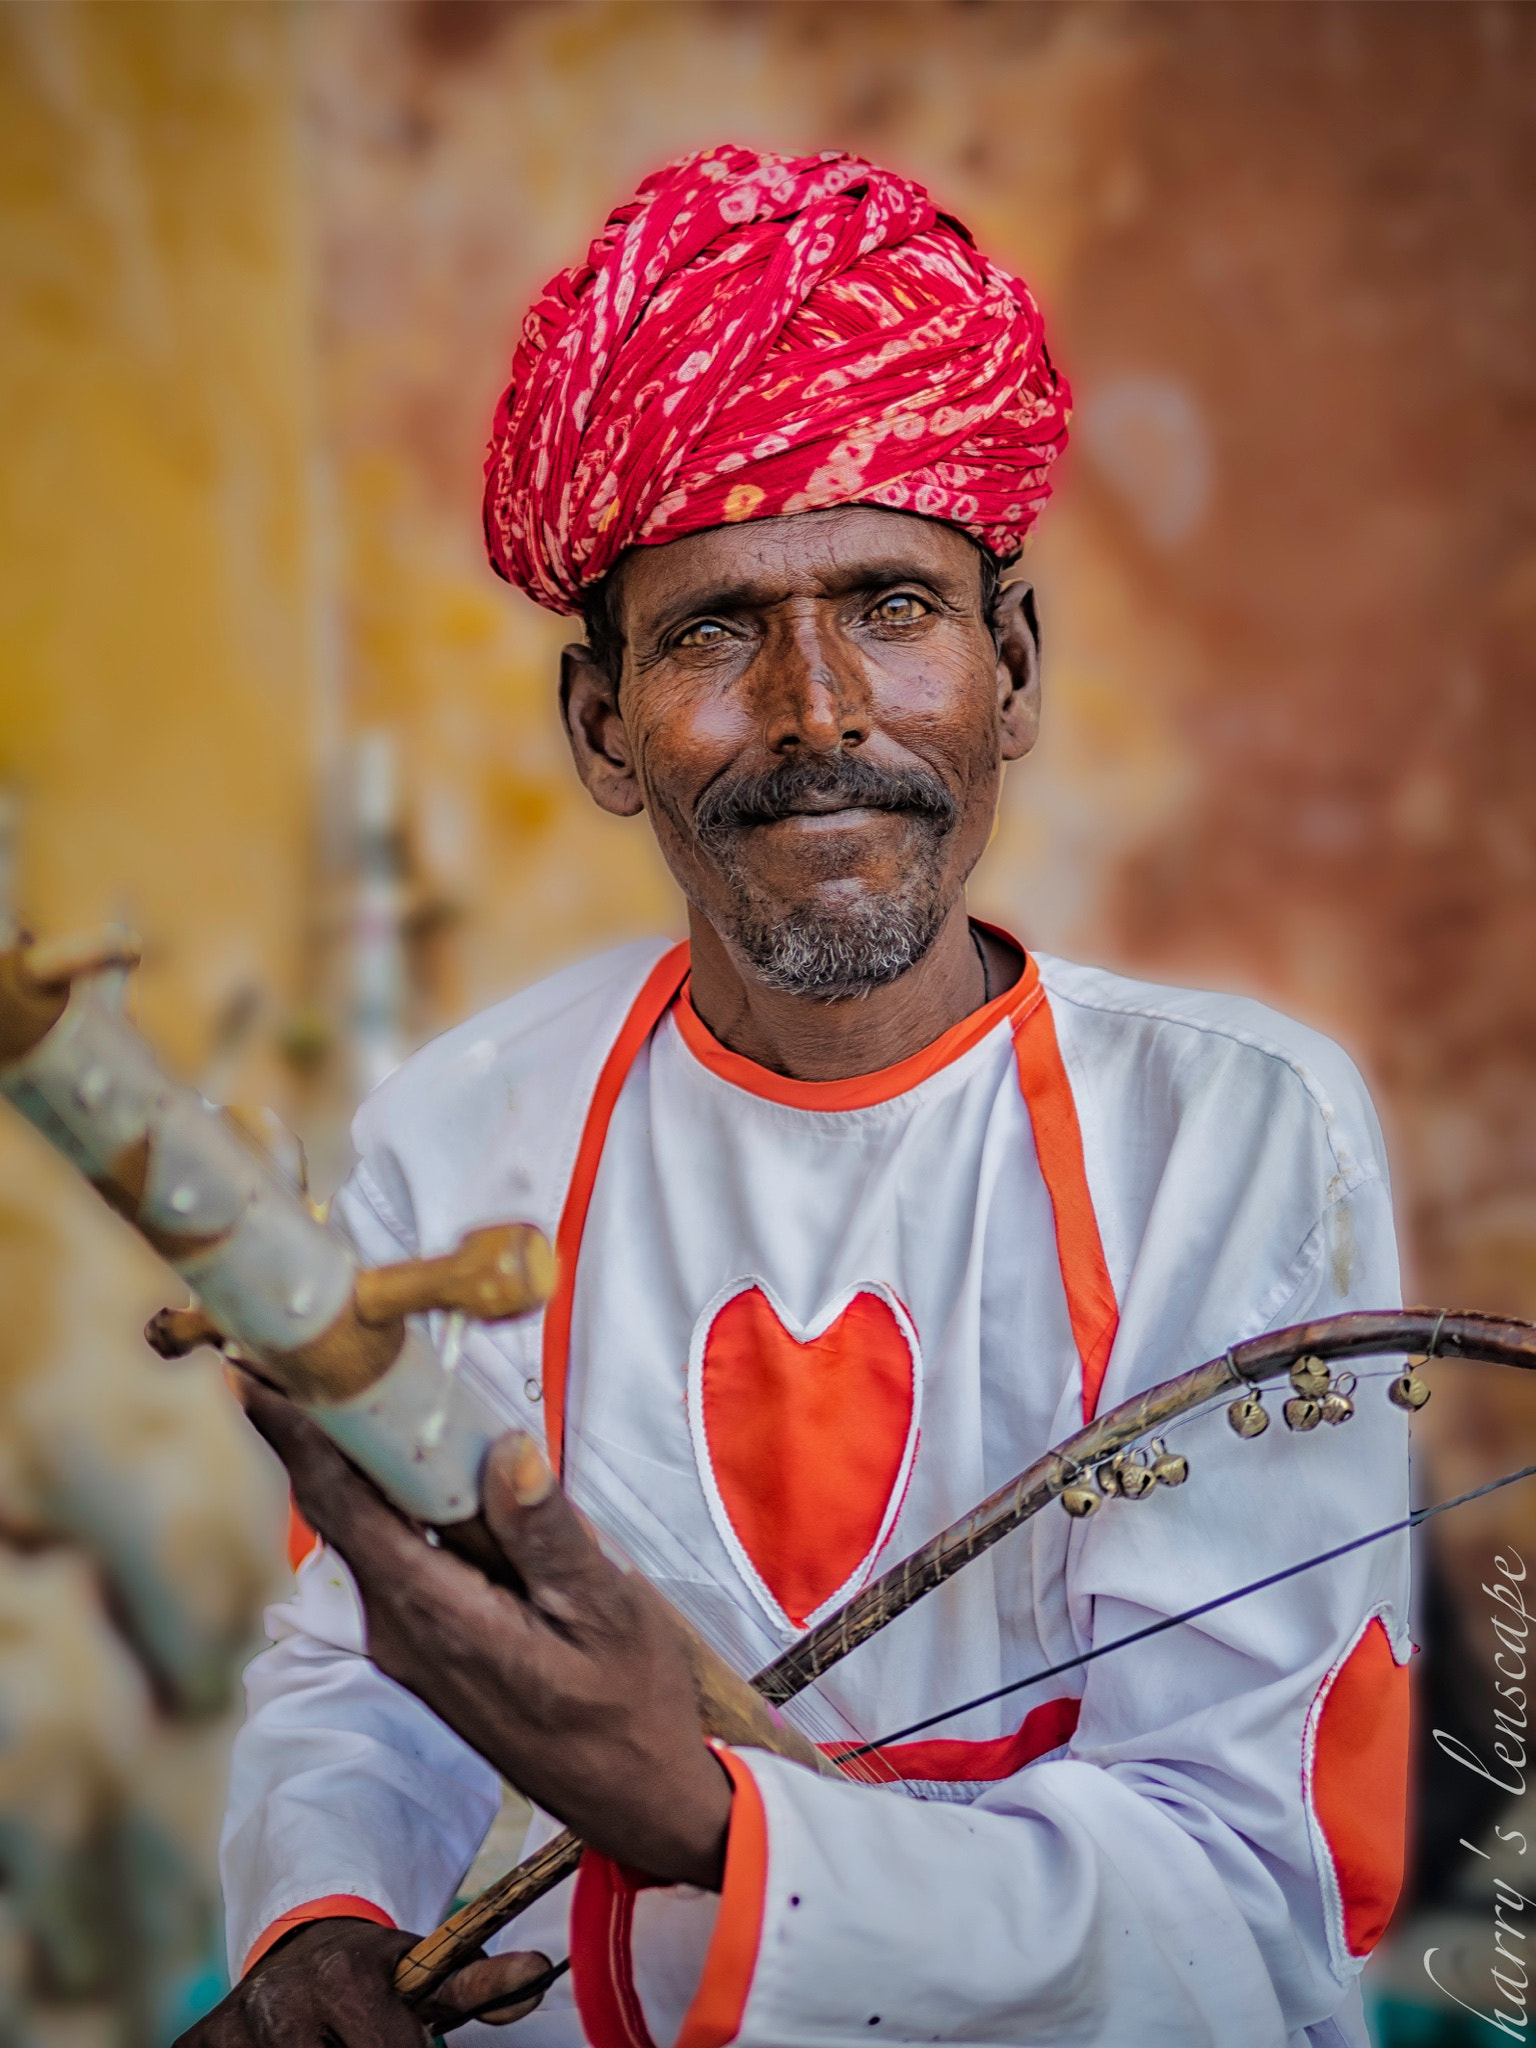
[615,506,986,619]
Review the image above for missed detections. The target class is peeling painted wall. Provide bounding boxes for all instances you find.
[1,1,1534,2028]
[301,0,1536,1323]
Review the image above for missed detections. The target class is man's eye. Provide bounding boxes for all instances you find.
[871,593,927,624]
[676,619,730,648]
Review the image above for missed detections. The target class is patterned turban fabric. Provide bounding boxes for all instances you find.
[483,145,1072,614]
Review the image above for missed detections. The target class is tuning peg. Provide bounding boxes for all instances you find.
[353,1222,556,1328]
[1388,1368,1432,1411]
[1228,1393,1270,1438]
[144,1303,226,1359]
[1149,1438,1189,1487]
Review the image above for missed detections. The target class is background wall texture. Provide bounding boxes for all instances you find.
[1,4,1532,2041]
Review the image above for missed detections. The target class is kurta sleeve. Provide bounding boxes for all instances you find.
[580,1166,1408,2048]
[217,1165,503,1976]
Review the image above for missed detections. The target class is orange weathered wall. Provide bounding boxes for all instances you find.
[304,0,1536,1325]
[1,1,1533,2017]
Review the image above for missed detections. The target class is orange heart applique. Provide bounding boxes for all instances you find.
[688,1280,921,1631]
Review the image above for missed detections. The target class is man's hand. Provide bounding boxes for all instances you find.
[239,1376,734,1889]
[173,1918,554,2043]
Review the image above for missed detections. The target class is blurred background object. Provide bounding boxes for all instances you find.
[1,2,1532,2040]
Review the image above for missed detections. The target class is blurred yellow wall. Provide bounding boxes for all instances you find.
[0,0,305,1564]
[1,10,307,2028]
[1,1,320,1076]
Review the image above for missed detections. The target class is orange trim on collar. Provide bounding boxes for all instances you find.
[542,944,691,1475]
[674,955,1040,1112]
[546,932,1118,1463]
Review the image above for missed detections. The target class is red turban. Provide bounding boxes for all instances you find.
[483,145,1071,614]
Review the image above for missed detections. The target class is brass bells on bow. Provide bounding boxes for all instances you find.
[1059,1438,1189,1518]
[1388,1362,1432,1410]
[1060,1348,1426,1520]
[1227,1357,1360,1439]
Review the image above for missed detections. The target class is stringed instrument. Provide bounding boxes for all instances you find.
[2,926,1525,2012]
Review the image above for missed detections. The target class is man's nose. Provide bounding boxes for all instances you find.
[758,609,871,755]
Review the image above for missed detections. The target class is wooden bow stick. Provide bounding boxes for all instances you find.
[393,1305,1536,2004]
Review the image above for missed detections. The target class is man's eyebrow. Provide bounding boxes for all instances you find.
[643,559,968,636]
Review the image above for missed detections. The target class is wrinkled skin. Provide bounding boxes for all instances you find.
[562,504,1039,1074]
[197,506,1040,2041]
[178,1389,732,2046]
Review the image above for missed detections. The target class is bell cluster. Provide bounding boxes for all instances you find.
[1228,1353,1431,1440]
[1228,1356,1355,1438]
[1058,1353,1435,1520]
[1059,1437,1187,1519]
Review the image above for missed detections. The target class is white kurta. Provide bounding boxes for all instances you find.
[220,939,1410,2048]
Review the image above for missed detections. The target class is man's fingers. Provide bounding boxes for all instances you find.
[236,1375,409,1559]
[420,1949,558,2029]
[482,1434,617,1624]
[171,1999,249,2048]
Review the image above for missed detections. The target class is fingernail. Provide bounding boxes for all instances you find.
[223,1363,252,1408]
[511,1434,554,1507]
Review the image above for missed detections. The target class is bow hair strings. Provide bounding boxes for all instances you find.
[840,1455,1536,1763]
[474,1364,895,1788]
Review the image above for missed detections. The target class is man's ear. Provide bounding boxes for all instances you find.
[560,645,645,817]
[992,578,1041,762]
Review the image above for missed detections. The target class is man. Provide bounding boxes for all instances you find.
[198,147,1409,2047]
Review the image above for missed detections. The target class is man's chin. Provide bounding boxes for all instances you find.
[718,891,950,1001]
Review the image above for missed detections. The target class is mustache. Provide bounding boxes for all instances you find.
[694,752,959,841]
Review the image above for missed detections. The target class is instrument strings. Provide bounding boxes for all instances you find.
[526,1394,897,1789]
[841,1455,1536,1761]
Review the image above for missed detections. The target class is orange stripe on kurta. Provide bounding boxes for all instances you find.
[286,1497,317,1573]
[541,944,690,1475]
[1011,986,1119,1422]
[571,1749,767,2048]
[676,1749,769,2048]
[548,942,1117,1448]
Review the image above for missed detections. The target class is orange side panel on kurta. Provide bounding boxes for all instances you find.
[701,1286,915,1628]
[1311,1617,1410,1956]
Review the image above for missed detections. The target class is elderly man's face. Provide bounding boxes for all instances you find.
[560,506,1040,999]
